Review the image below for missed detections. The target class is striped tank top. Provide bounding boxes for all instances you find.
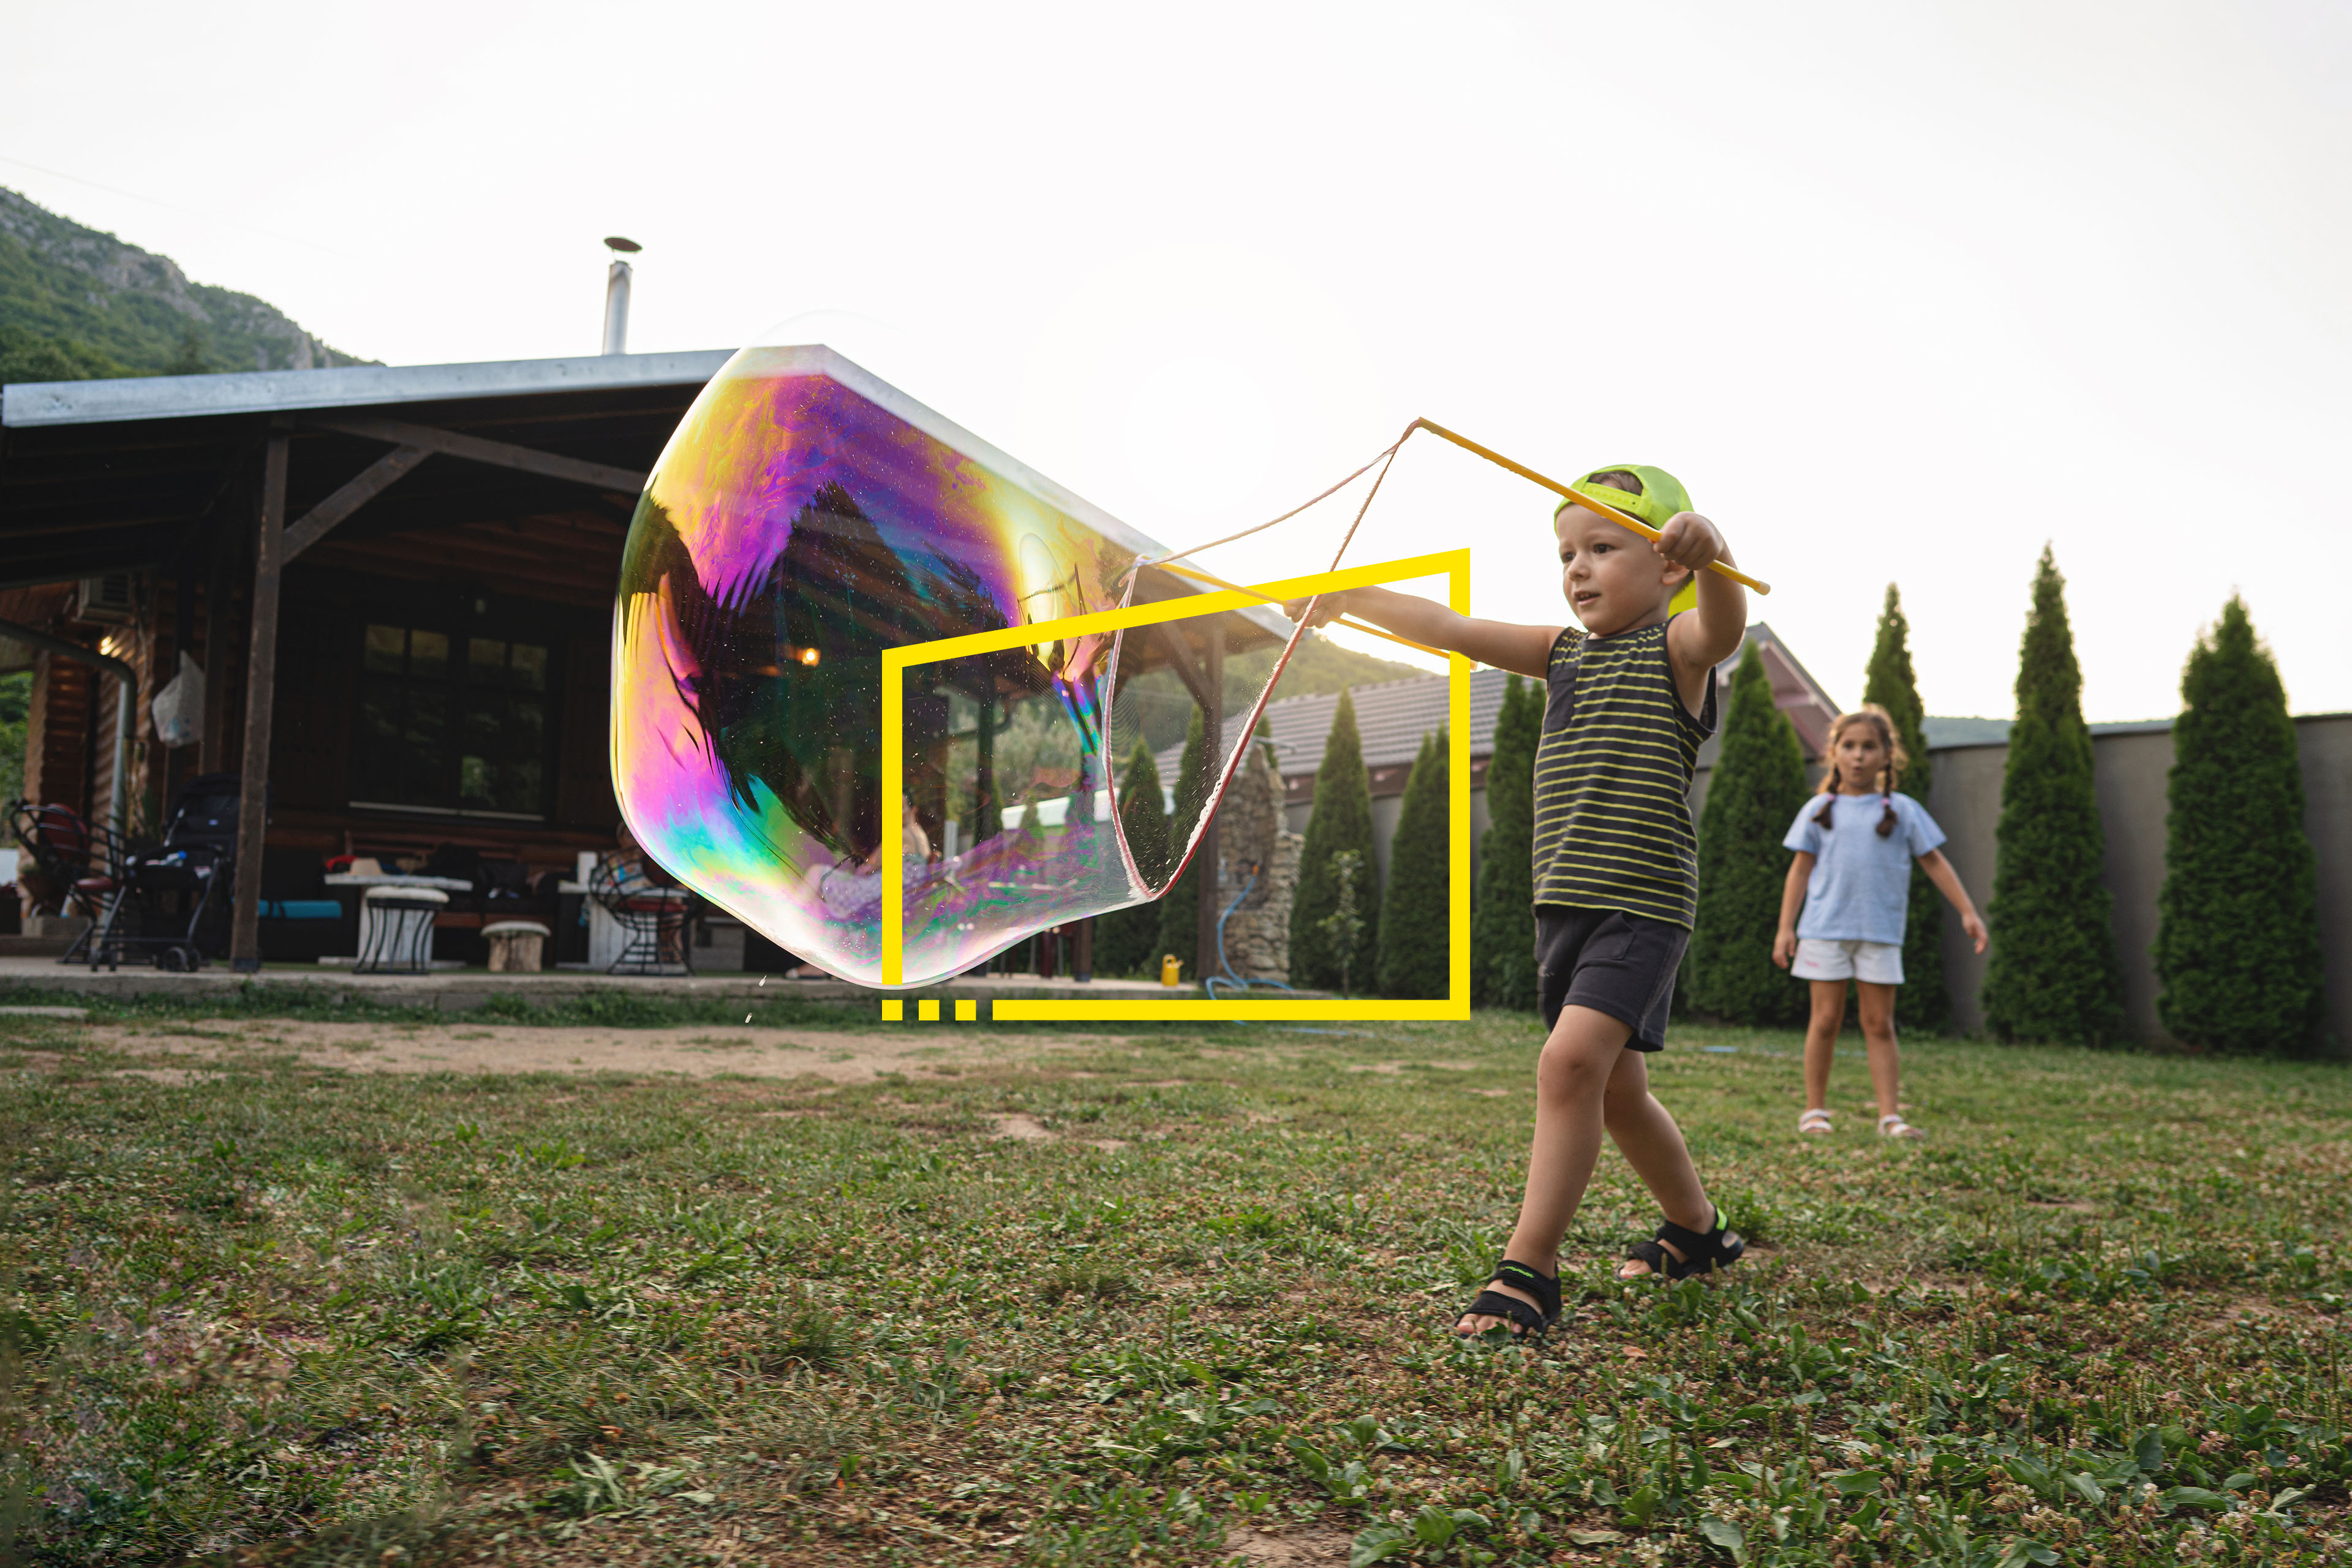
[1531,617,1718,927]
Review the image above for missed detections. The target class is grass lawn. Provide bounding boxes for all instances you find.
[2,992,2348,1566]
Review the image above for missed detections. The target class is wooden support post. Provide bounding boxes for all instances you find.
[228,426,288,972]
[1196,619,1224,985]
[199,514,236,772]
[1073,917,1095,984]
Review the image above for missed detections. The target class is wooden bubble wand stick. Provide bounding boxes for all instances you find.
[1407,419,1773,595]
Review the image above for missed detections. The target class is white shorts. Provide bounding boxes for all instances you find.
[1792,937,1904,985]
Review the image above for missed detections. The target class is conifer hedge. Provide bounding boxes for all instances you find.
[2154,595,2324,1053]
[1689,645,1809,1026]
[1861,584,1948,1030]
[1290,690,1379,990]
[1155,709,1208,979]
[1376,728,1450,999]
[1096,739,1170,976]
[1472,675,1540,1010]
[1981,547,2124,1046]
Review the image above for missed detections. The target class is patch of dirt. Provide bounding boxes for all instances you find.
[1084,1138,1129,1152]
[66,1019,1132,1085]
[2026,1198,2099,1213]
[987,1114,1054,1142]
[1344,1062,1403,1075]
[1467,1088,1510,1098]
[1223,1526,1355,1564]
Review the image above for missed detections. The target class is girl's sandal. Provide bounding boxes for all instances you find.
[1798,1108,1834,1136]
[1878,1114,1926,1140]
[1453,1260,1561,1341]
[1621,1205,1746,1281]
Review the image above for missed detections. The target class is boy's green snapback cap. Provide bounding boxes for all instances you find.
[1555,465,1692,530]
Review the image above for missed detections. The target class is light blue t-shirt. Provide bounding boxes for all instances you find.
[1781,791,1945,945]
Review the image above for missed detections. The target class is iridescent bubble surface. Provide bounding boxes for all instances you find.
[612,345,1304,988]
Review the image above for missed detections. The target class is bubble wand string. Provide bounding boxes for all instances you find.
[1139,418,1772,605]
[1150,559,1448,658]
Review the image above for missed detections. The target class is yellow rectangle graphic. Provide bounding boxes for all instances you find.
[883,549,1472,1021]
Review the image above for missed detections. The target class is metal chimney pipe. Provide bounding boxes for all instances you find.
[600,236,642,355]
[601,259,632,355]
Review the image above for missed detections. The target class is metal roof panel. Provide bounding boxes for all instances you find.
[2,350,737,428]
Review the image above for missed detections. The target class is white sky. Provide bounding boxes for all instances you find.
[6,0,2347,720]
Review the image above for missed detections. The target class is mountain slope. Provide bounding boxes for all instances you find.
[0,186,373,383]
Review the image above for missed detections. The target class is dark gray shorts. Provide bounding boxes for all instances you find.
[1535,905,1689,1051]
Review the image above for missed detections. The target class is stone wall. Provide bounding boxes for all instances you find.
[1215,744,1302,983]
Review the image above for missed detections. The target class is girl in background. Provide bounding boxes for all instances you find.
[1773,706,1986,1139]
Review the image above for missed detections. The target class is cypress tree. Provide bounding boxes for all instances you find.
[1689,645,1810,1025]
[2154,596,2324,1053]
[1981,546,2124,1046]
[1473,675,1540,1010]
[1377,728,1450,999]
[1290,690,1379,990]
[1154,708,1209,978]
[1860,584,1948,1031]
[1097,739,1171,976]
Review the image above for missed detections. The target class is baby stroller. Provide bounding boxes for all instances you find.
[86,774,243,971]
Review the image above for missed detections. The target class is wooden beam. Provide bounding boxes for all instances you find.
[200,509,237,773]
[307,413,649,495]
[281,445,430,560]
[1147,622,1219,715]
[228,428,288,973]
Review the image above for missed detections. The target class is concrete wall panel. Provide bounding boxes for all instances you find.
[1926,746,2007,1033]
[2092,730,2177,1044]
[2298,716,2352,1049]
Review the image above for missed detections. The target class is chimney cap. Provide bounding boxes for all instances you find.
[604,236,643,254]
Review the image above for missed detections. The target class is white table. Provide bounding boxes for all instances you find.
[322,873,474,892]
[323,875,472,973]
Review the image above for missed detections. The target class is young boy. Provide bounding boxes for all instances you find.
[1286,466,1747,1338]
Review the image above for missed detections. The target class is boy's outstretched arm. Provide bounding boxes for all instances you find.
[1283,587,1559,680]
[1656,514,1747,714]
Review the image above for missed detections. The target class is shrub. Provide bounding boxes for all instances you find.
[1861,583,1949,1030]
[1981,546,2124,1046]
[1289,690,1379,990]
[1689,645,1809,1025]
[1472,674,1539,1010]
[2154,595,2325,1052]
[1376,728,1449,999]
[1097,739,1171,976]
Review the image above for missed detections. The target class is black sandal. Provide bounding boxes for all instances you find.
[1454,1259,1562,1340]
[1623,1206,1745,1280]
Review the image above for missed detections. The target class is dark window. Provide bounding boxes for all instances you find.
[354,622,551,816]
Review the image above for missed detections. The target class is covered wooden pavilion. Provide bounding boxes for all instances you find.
[1,349,1278,974]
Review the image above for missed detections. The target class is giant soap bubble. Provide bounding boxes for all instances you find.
[611,344,1311,989]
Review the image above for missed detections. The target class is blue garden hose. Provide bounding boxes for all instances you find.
[1202,865,1298,1000]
